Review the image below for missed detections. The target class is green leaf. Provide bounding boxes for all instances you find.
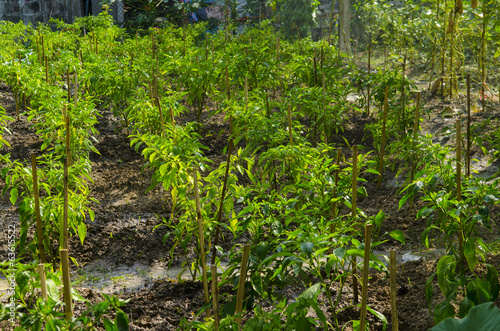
[433,301,455,325]
[15,270,29,295]
[46,278,60,302]
[103,318,117,331]
[485,264,499,301]
[389,230,405,244]
[437,255,457,298]
[467,278,492,305]
[431,303,500,331]
[425,273,435,312]
[296,316,311,331]
[222,298,236,317]
[458,297,474,318]
[357,186,368,197]
[298,268,311,285]
[464,238,478,273]
[347,248,364,258]
[363,168,380,175]
[9,188,18,205]
[334,247,346,260]
[251,273,264,296]
[366,305,388,331]
[413,181,424,193]
[312,302,327,328]
[115,310,129,331]
[255,243,270,262]
[159,163,168,177]
[373,210,385,229]
[300,283,322,301]
[77,222,87,245]
[398,192,412,210]
[88,209,95,222]
[229,216,238,234]
[95,300,110,314]
[149,152,157,163]
[300,242,314,258]
[71,287,86,302]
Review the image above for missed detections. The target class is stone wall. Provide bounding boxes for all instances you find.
[0,0,82,25]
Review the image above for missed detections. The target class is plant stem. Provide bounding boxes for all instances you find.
[211,140,233,265]
[481,7,486,112]
[331,148,341,235]
[235,244,251,326]
[211,264,220,331]
[390,250,398,330]
[60,249,73,320]
[367,38,371,117]
[31,154,46,264]
[401,55,406,136]
[466,74,471,177]
[360,224,373,331]
[378,86,389,188]
[193,168,210,317]
[351,145,359,304]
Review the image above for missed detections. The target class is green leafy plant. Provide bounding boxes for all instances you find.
[399,135,500,324]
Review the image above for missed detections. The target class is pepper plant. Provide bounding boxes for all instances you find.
[399,134,500,324]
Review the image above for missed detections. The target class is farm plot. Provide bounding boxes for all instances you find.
[1,7,500,331]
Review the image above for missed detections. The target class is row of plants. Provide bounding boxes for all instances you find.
[96,15,407,330]
[0,13,132,330]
